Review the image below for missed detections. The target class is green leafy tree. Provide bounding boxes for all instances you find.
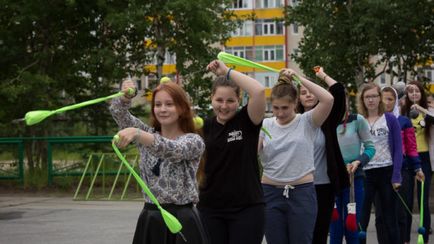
[141,0,239,114]
[284,0,433,88]
[0,0,239,177]
[0,1,150,172]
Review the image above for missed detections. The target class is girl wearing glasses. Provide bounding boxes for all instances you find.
[357,83,402,244]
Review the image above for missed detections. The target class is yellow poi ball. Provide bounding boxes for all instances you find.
[193,116,204,129]
[160,77,171,84]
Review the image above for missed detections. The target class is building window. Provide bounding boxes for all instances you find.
[292,23,299,34]
[255,19,284,36]
[136,79,142,90]
[231,0,251,9]
[425,70,433,82]
[225,46,254,60]
[291,0,298,7]
[255,45,284,62]
[255,0,283,8]
[232,20,253,36]
[380,73,386,84]
[264,76,271,87]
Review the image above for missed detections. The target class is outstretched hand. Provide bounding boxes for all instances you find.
[115,127,138,148]
[207,60,229,77]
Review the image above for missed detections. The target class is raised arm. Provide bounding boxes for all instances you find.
[109,79,149,131]
[315,66,337,87]
[207,60,266,125]
[283,69,334,127]
[315,67,346,128]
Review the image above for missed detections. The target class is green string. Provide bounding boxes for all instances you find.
[394,189,413,216]
[112,135,183,234]
[261,127,272,139]
[418,181,425,244]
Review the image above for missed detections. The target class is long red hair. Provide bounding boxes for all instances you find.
[150,82,195,134]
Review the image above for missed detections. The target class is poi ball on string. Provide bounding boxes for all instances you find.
[331,204,339,221]
[409,108,419,119]
[160,77,171,84]
[358,231,366,239]
[418,227,426,235]
[193,116,204,129]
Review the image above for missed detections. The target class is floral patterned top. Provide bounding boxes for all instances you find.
[109,98,205,204]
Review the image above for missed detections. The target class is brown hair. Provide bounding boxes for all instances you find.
[150,82,195,134]
[271,70,298,103]
[357,82,384,118]
[211,76,240,98]
[401,80,431,141]
[401,81,428,116]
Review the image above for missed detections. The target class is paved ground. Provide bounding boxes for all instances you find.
[0,194,432,244]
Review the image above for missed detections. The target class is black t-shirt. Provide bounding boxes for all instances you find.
[198,106,264,209]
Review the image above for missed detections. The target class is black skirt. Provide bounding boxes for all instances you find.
[133,203,209,244]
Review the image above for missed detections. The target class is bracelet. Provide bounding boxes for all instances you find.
[226,68,233,81]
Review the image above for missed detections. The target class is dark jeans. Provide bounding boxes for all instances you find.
[375,168,410,244]
[199,204,265,244]
[312,183,335,244]
[360,166,400,244]
[262,183,317,244]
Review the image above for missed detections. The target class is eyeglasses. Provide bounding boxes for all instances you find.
[364,95,380,100]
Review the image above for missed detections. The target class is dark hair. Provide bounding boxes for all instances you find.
[401,80,431,141]
[150,82,195,134]
[211,76,240,98]
[271,70,298,103]
[357,82,384,118]
[338,90,350,134]
[296,81,319,113]
[401,81,428,115]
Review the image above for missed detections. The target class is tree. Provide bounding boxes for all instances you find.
[0,0,238,176]
[0,0,150,172]
[140,0,239,114]
[284,0,433,88]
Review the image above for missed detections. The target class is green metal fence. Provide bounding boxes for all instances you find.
[0,137,140,195]
[0,138,24,183]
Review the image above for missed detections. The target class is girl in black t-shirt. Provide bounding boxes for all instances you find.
[197,60,266,244]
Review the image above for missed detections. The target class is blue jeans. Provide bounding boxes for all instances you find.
[262,183,317,244]
[360,166,400,244]
[330,176,364,244]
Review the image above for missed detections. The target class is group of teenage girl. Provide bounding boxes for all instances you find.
[110,59,434,244]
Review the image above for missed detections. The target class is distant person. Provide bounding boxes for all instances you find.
[375,86,424,244]
[357,83,402,244]
[401,81,434,244]
[330,91,375,244]
[110,79,209,244]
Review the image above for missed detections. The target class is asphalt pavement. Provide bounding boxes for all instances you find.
[0,194,431,244]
